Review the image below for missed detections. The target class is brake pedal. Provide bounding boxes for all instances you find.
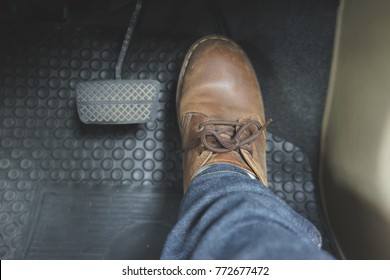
[76,0,160,125]
[76,80,159,124]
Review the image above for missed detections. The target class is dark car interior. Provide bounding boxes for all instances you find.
[1,0,389,260]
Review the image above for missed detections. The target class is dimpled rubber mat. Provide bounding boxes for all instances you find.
[0,24,330,259]
[24,184,182,259]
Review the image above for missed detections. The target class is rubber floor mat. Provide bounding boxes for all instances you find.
[0,24,332,259]
[24,184,181,259]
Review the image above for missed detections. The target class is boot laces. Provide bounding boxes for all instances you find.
[184,119,272,154]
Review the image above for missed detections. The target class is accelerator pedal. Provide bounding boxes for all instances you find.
[76,0,160,125]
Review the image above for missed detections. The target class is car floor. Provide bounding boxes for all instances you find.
[0,0,339,259]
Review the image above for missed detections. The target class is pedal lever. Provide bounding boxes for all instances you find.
[76,0,160,125]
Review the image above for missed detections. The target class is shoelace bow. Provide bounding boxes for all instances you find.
[184,119,273,154]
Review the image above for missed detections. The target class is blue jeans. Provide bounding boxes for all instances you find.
[161,164,334,259]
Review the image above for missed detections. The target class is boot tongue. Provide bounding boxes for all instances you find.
[207,143,257,177]
[203,122,249,152]
[197,119,269,180]
[204,122,256,174]
[204,123,237,145]
[215,125,235,139]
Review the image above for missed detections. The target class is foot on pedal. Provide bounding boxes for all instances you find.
[76,80,160,124]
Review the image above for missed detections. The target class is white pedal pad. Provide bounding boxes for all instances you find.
[76,80,160,124]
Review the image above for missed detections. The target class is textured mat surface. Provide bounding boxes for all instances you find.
[0,23,332,259]
[6,132,321,260]
[24,184,181,259]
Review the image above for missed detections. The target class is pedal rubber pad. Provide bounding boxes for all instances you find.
[76,80,160,124]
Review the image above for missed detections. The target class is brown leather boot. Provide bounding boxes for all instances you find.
[177,35,271,192]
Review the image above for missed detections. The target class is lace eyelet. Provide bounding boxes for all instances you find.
[196,124,204,132]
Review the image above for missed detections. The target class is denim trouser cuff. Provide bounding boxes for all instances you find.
[161,163,333,259]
